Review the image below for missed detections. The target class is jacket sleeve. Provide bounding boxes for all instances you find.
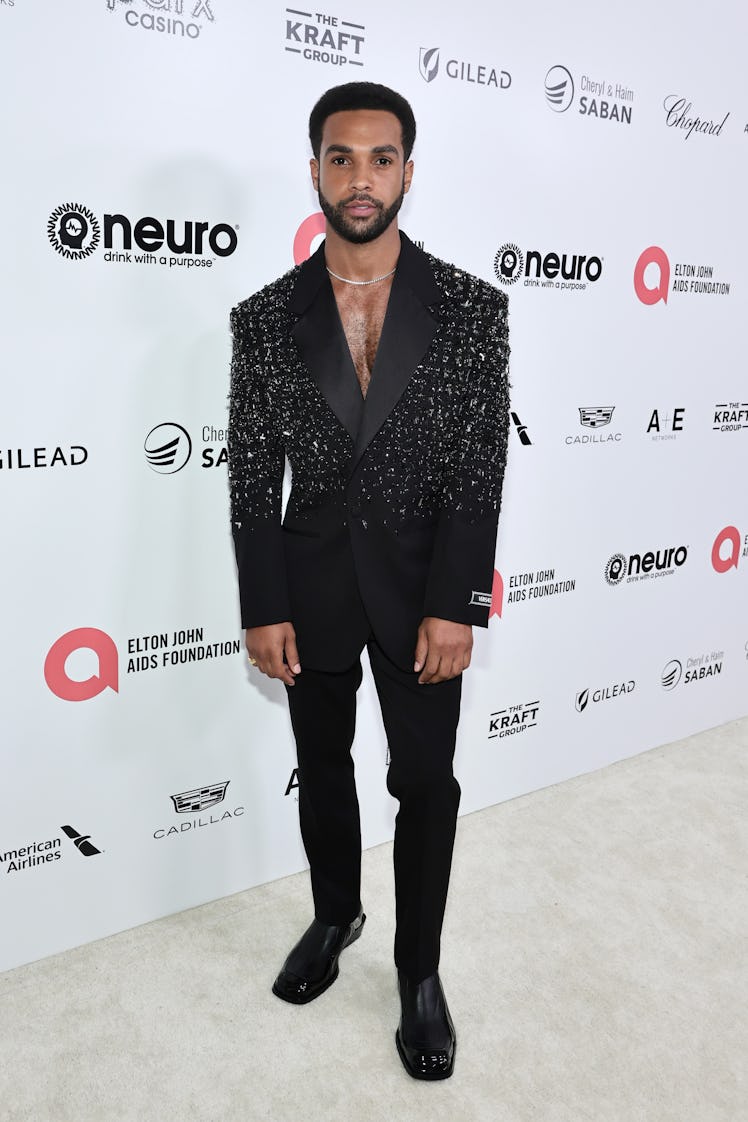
[422,289,510,627]
[227,304,292,629]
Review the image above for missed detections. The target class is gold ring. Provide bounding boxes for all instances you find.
[248,657,257,666]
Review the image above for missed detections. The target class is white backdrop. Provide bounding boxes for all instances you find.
[1,0,746,972]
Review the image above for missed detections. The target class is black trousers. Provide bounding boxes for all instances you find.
[284,627,462,983]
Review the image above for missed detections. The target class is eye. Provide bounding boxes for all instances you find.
[375,157,392,166]
[331,156,349,165]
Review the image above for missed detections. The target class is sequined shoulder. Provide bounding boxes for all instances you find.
[231,264,301,324]
[425,253,508,316]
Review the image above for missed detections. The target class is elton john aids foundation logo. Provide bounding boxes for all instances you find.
[293,212,326,265]
[44,629,119,702]
[634,245,730,305]
[712,525,748,572]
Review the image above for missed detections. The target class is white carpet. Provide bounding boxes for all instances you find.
[1,717,745,1122]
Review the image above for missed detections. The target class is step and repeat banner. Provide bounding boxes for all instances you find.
[1,1,746,971]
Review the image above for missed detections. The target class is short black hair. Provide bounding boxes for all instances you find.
[309,82,416,161]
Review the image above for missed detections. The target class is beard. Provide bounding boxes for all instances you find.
[318,181,405,244]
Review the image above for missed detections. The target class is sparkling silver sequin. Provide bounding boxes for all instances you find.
[228,253,510,533]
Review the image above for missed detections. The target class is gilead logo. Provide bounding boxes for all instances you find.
[634,246,670,305]
[44,628,119,702]
[293,212,326,265]
[711,525,741,572]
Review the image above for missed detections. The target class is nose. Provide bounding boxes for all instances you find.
[348,159,372,192]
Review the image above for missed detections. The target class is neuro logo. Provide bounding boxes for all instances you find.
[661,660,683,691]
[493,243,524,285]
[511,412,532,445]
[605,553,627,586]
[419,47,440,83]
[711,525,741,573]
[45,628,119,702]
[293,212,326,265]
[61,825,101,857]
[545,65,574,112]
[171,781,229,814]
[575,688,589,712]
[144,423,192,474]
[634,246,670,305]
[47,203,101,260]
[579,407,614,429]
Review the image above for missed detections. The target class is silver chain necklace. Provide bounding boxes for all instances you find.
[326,265,396,286]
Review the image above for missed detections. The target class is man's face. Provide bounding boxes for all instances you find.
[311,109,413,244]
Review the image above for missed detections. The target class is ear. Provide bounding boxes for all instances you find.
[403,159,414,195]
[310,157,320,192]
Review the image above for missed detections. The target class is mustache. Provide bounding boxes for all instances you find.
[339,194,383,209]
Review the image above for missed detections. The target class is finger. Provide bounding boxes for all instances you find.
[418,653,442,685]
[413,628,428,673]
[268,650,296,686]
[284,633,302,676]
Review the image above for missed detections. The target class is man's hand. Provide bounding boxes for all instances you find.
[414,617,472,684]
[246,622,301,687]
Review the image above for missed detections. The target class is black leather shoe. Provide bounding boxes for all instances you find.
[272,909,365,1004]
[395,969,456,1080]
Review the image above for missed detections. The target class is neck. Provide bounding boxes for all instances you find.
[323,223,401,281]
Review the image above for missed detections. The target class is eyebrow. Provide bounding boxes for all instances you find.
[324,143,400,157]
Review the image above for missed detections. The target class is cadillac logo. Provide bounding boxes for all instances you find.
[579,407,615,429]
[171,781,230,814]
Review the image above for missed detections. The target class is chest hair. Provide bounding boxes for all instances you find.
[333,279,393,398]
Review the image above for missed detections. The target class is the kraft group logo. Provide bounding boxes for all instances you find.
[285,7,365,67]
[293,212,326,265]
[44,628,119,702]
[544,65,574,112]
[144,423,192,474]
[712,525,748,572]
[47,203,101,261]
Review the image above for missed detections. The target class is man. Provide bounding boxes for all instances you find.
[227,82,510,1080]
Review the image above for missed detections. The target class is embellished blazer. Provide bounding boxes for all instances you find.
[227,231,510,673]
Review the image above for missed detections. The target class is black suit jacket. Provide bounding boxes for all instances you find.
[227,232,510,672]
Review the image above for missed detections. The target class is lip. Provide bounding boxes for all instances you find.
[346,202,377,215]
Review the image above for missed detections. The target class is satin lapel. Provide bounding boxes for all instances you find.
[290,248,363,443]
[349,236,441,477]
